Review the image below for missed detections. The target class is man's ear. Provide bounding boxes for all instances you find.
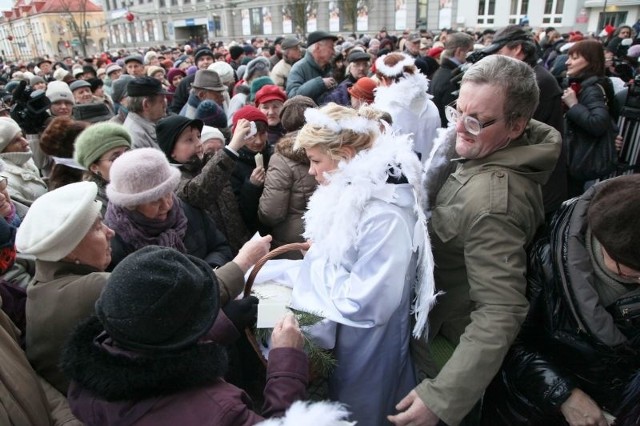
[508,117,528,139]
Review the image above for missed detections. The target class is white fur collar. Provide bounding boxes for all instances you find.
[303,130,437,338]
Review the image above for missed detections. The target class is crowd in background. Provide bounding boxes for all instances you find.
[0,20,638,426]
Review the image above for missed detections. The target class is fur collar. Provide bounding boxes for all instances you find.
[422,125,458,216]
[275,132,309,164]
[61,316,228,401]
[257,401,354,426]
[303,130,437,337]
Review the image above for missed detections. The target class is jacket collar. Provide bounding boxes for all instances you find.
[34,260,102,284]
[61,316,228,401]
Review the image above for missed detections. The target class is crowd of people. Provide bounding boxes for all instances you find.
[0,22,638,426]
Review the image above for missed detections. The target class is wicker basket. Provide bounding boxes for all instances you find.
[243,242,310,367]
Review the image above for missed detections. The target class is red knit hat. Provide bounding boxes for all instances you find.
[232,105,268,132]
[255,85,287,106]
[348,77,377,103]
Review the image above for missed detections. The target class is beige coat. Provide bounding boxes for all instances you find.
[270,59,293,91]
[0,297,81,425]
[258,134,316,259]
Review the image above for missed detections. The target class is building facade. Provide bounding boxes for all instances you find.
[0,0,109,61]
[3,0,637,56]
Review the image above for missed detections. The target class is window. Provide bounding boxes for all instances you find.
[542,0,563,24]
[250,7,261,35]
[509,0,528,24]
[416,0,427,29]
[477,0,496,26]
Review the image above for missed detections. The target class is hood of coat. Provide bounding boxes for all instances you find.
[275,132,309,164]
[459,119,561,186]
[374,72,430,114]
[61,316,228,402]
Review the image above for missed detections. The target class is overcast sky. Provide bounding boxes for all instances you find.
[0,0,12,12]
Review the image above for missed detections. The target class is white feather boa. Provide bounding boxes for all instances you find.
[256,401,355,426]
[373,71,431,111]
[303,130,437,338]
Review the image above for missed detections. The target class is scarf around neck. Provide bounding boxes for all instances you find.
[105,194,189,253]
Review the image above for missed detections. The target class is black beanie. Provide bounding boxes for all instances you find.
[229,45,245,60]
[156,115,204,163]
[95,246,220,352]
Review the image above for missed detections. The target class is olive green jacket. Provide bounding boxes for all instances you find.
[415,120,562,425]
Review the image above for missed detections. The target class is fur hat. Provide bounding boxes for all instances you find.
[280,95,317,132]
[74,123,132,169]
[16,182,101,261]
[0,117,22,152]
[156,115,203,163]
[588,174,640,271]
[40,116,89,158]
[95,245,220,351]
[45,81,75,104]
[232,105,268,132]
[195,100,227,129]
[143,50,158,65]
[107,148,181,207]
[208,61,235,85]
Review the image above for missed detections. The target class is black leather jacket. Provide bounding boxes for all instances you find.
[481,184,640,425]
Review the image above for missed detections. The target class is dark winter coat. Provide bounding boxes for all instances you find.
[286,51,333,104]
[564,75,615,193]
[230,145,272,235]
[533,63,567,216]
[322,75,355,106]
[169,73,196,114]
[428,57,460,127]
[61,314,309,426]
[482,185,640,425]
[258,133,316,258]
[176,149,250,255]
[108,199,233,270]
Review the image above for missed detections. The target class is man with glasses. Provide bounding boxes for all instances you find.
[481,174,640,425]
[390,55,561,426]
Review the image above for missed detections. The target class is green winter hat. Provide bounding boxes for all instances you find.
[74,122,132,169]
[249,76,274,102]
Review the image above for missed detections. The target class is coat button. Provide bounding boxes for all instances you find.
[495,171,505,178]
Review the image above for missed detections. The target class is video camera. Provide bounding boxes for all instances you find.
[9,80,51,134]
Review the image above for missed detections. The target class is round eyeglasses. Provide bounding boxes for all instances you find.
[445,103,503,136]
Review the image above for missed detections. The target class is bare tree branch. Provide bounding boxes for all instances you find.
[58,0,90,57]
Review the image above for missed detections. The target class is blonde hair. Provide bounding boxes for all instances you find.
[294,103,377,161]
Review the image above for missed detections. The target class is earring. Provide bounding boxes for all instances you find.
[74,259,81,265]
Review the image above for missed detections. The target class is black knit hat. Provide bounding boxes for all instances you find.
[156,115,204,163]
[95,246,220,352]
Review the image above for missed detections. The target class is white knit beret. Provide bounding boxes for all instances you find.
[0,117,22,152]
[201,125,225,143]
[16,181,101,261]
[106,147,181,207]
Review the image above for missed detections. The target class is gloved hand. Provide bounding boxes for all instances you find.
[223,296,259,331]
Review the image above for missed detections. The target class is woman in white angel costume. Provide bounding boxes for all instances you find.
[253,103,437,425]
